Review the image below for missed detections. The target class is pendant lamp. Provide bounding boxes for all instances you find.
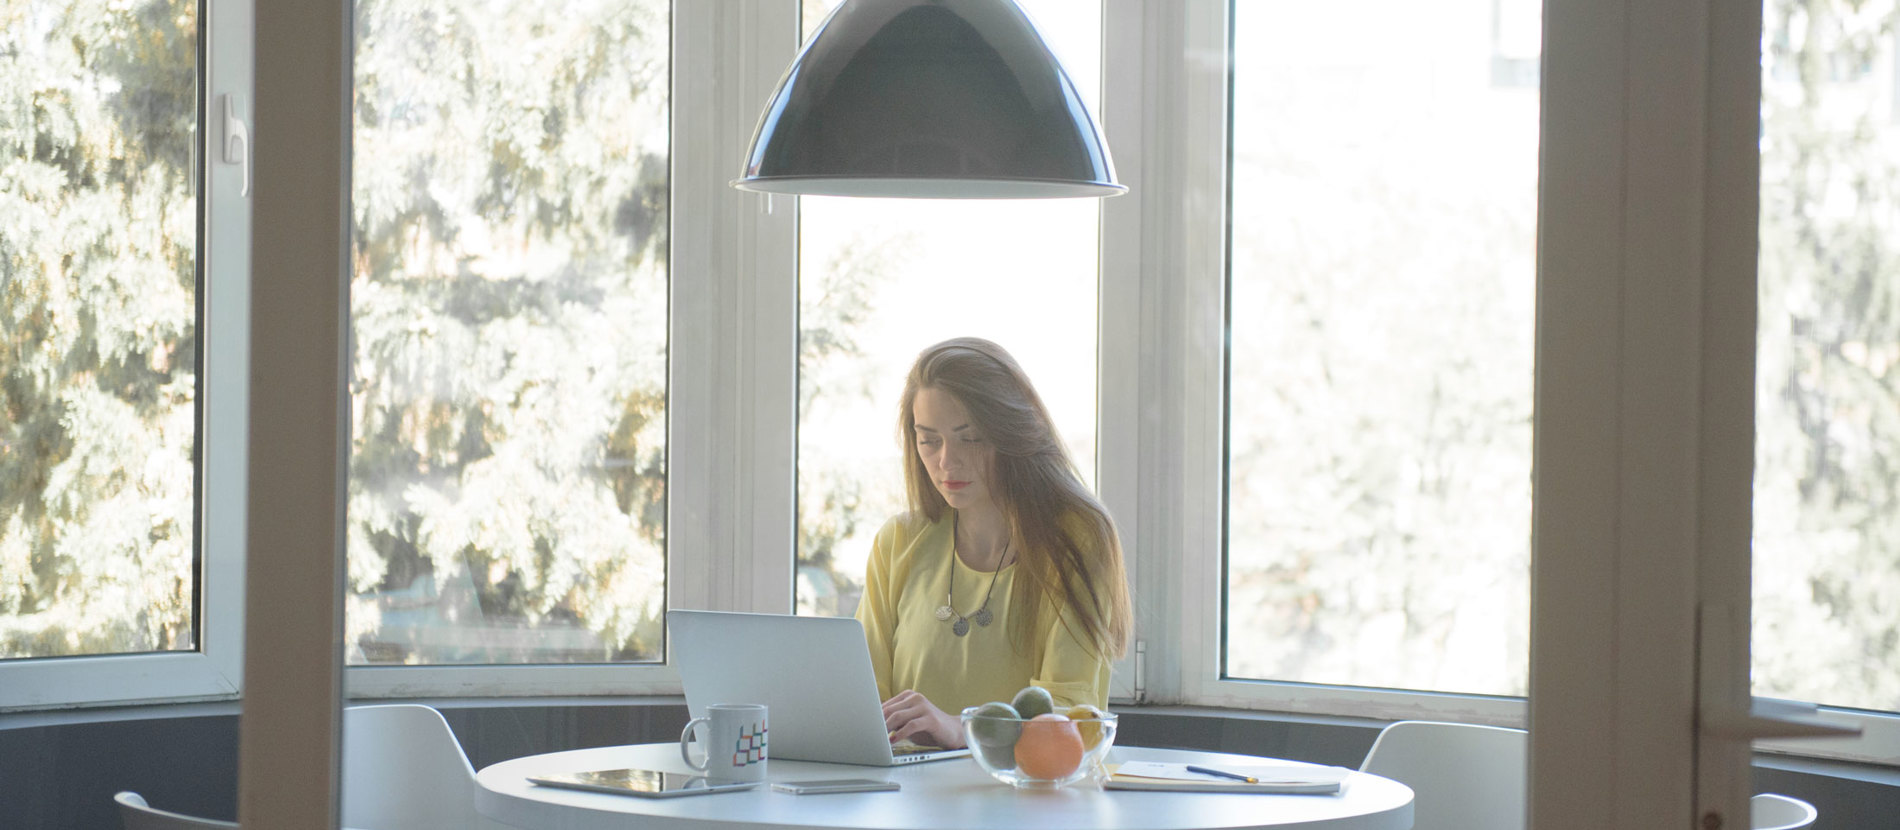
[733,0,1125,199]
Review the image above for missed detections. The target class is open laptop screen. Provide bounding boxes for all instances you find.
[668,610,968,766]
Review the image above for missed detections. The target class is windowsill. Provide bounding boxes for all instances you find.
[0,699,241,731]
[1113,703,1390,730]
[0,694,685,732]
[376,694,688,711]
[1756,751,1900,785]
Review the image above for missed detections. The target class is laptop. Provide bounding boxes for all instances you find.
[668,609,971,766]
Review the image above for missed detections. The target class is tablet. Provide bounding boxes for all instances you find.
[527,768,759,798]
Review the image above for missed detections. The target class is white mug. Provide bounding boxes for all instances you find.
[679,703,768,782]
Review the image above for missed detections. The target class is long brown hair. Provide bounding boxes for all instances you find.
[898,337,1131,660]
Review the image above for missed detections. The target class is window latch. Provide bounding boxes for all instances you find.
[221,93,252,197]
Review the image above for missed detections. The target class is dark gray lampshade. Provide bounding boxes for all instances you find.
[734,0,1125,199]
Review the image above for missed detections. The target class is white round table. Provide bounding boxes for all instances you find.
[475,743,1413,830]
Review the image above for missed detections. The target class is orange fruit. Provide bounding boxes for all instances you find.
[1013,713,1084,780]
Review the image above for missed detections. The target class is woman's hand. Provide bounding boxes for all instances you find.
[881,690,967,750]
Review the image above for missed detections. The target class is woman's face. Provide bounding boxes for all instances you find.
[911,386,996,511]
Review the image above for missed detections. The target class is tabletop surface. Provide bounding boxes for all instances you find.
[475,742,1414,830]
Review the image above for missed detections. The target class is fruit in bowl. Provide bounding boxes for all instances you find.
[962,689,1118,789]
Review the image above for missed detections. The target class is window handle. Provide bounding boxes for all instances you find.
[1697,603,1859,741]
[222,93,251,197]
[1703,696,1863,740]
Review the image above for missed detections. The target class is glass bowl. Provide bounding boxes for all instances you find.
[961,707,1118,789]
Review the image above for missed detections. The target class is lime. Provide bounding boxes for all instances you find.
[1065,704,1108,749]
[968,701,1022,747]
[1011,685,1056,720]
[976,740,1018,771]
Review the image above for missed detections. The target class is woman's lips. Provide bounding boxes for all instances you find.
[943,480,970,491]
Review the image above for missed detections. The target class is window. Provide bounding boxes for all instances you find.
[1224,0,1538,697]
[792,0,1104,618]
[1753,0,1900,713]
[0,0,250,710]
[8,0,1890,771]
[2,0,201,660]
[346,0,672,666]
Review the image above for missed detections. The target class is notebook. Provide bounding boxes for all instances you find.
[1103,761,1350,794]
[668,610,971,766]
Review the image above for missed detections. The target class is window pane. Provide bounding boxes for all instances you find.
[1,0,201,658]
[794,0,1102,618]
[1225,0,1538,695]
[348,0,670,665]
[1753,0,1900,712]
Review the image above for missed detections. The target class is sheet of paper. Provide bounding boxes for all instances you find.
[1111,761,1351,785]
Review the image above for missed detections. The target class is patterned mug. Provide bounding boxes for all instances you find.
[680,703,768,782]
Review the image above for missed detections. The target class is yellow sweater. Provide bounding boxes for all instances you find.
[854,511,1111,715]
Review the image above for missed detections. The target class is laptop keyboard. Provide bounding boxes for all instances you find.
[892,738,946,756]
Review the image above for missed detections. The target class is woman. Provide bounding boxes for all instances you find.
[856,337,1132,750]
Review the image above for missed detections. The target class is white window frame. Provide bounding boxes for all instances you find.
[1131,0,1900,767]
[1095,0,1145,706]
[1101,0,1214,713]
[343,0,801,699]
[0,0,252,712]
[1135,0,1532,728]
[0,0,803,707]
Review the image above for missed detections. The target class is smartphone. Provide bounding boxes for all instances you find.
[770,778,901,795]
[528,768,759,798]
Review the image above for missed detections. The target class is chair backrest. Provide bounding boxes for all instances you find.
[342,704,497,830]
[1751,792,1818,830]
[1358,720,1528,830]
[115,791,238,830]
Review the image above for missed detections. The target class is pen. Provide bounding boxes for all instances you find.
[1185,765,1259,784]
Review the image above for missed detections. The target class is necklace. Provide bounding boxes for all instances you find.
[935,524,1008,637]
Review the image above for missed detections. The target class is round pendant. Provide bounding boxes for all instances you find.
[952,617,970,637]
[971,608,993,627]
[934,605,954,622]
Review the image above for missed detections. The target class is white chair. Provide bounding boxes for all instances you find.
[1358,720,1528,830]
[342,703,503,830]
[1751,792,1818,830]
[114,791,237,830]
